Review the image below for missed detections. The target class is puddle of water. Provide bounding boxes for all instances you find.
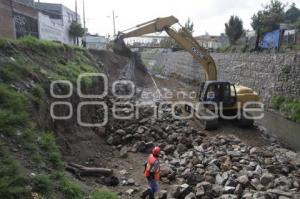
[257,111,300,152]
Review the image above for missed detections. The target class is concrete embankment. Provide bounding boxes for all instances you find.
[141,50,300,106]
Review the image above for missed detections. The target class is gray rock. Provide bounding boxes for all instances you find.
[127,178,135,186]
[216,173,227,185]
[234,184,243,196]
[195,185,205,197]
[160,163,174,177]
[125,188,135,195]
[177,143,188,153]
[120,146,128,158]
[223,186,236,194]
[164,144,175,154]
[106,135,121,145]
[218,194,238,199]
[198,181,212,192]
[267,189,293,197]
[260,173,274,186]
[236,175,249,185]
[211,184,223,197]
[168,185,181,198]
[185,192,196,199]
[159,190,168,199]
[278,196,291,199]
[179,184,193,198]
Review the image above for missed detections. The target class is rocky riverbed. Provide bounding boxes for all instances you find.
[98,94,300,199]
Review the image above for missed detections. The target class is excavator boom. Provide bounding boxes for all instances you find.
[114,16,217,80]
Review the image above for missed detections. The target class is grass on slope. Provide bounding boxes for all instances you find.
[0,36,117,198]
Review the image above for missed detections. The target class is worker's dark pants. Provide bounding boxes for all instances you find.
[141,179,159,199]
[148,179,159,199]
[148,179,159,193]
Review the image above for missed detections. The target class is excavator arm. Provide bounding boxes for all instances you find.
[114,16,217,81]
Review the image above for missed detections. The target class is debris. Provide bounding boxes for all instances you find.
[66,162,113,177]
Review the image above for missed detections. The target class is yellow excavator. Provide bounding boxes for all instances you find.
[113,16,260,130]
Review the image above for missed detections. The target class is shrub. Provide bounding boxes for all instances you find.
[0,84,29,134]
[58,175,84,199]
[271,95,286,109]
[271,95,300,122]
[17,36,63,53]
[91,189,119,199]
[32,175,51,194]
[0,144,29,198]
[38,132,64,170]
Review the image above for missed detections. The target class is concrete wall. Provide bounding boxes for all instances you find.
[141,50,300,105]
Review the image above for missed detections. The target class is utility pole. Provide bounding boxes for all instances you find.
[75,0,78,45]
[83,0,86,31]
[82,0,86,47]
[112,10,116,36]
[75,0,78,22]
[107,10,118,36]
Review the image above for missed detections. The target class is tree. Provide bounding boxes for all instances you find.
[69,21,85,45]
[251,0,286,49]
[184,18,194,33]
[293,17,300,29]
[178,18,194,37]
[225,16,244,44]
[285,3,300,23]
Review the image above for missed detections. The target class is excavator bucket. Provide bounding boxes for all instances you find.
[112,37,132,57]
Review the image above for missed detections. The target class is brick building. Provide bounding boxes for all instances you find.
[0,0,38,39]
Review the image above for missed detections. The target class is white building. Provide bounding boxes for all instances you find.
[83,35,108,50]
[38,12,64,42]
[35,2,81,45]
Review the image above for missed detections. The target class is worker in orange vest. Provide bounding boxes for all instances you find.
[141,146,161,199]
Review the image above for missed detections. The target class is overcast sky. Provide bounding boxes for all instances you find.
[38,0,299,37]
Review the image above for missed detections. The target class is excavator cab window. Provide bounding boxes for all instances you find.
[202,82,236,107]
[222,83,236,107]
[203,83,220,103]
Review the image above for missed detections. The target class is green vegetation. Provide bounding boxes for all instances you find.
[216,44,249,53]
[280,44,300,52]
[225,16,244,44]
[0,36,104,198]
[285,3,300,24]
[271,95,300,122]
[0,144,29,199]
[69,21,85,45]
[38,132,64,170]
[58,174,85,199]
[32,175,51,194]
[152,65,163,74]
[91,189,119,199]
[0,84,30,135]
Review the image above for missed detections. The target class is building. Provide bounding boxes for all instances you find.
[35,2,81,45]
[83,34,108,50]
[38,12,64,42]
[0,0,38,39]
[14,0,34,6]
[195,34,229,50]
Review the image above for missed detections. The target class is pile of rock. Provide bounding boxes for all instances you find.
[160,135,300,198]
[102,101,300,198]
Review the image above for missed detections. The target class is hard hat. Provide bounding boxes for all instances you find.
[152,146,161,156]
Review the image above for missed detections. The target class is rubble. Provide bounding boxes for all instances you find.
[104,93,300,198]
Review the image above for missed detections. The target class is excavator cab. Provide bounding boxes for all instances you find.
[200,81,237,108]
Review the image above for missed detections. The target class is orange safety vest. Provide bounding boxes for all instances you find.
[144,154,160,180]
